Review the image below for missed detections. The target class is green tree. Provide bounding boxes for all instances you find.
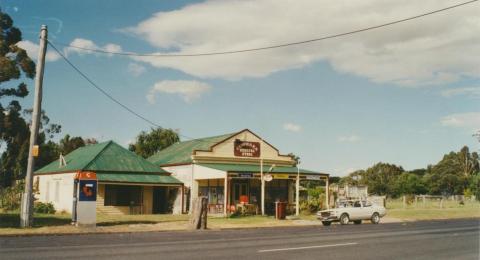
[393,173,427,196]
[423,146,479,196]
[339,170,365,186]
[468,173,480,201]
[129,128,179,158]
[59,135,86,155]
[362,163,404,196]
[0,9,60,187]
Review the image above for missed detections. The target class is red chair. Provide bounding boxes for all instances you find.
[240,195,249,204]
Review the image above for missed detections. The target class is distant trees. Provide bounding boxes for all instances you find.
[341,146,479,199]
[129,128,179,158]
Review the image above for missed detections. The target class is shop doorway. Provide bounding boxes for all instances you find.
[231,180,249,205]
[153,187,168,214]
[265,179,289,215]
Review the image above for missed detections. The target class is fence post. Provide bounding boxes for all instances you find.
[402,195,406,209]
[189,196,208,230]
[422,195,426,208]
[440,197,444,209]
[414,196,418,208]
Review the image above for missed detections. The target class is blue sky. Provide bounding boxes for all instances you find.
[1,0,479,176]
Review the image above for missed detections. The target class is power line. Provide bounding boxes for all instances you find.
[51,0,477,57]
[48,41,203,142]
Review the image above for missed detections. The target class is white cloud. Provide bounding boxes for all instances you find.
[17,40,61,62]
[65,38,122,57]
[338,135,360,142]
[128,63,147,77]
[283,123,302,132]
[441,112,480,129]
[124,0,480,85]
[147,80,211,103]
[441,87,480,98]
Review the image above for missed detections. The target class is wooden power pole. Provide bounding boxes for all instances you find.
[20,25,48,228]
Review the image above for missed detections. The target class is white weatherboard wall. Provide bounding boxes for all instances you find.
[163,164,193,188]
[162,164,227,213]
[37,173,75,213]
[193,165,226,180]
[162,165,194,213]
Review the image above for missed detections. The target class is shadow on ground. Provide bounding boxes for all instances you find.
[0,213,71,229]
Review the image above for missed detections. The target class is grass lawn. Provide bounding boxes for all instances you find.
[0,212,71,229]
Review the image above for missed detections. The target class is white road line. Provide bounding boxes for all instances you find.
[258,242,358,253]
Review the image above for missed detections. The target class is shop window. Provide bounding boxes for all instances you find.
[198,179,224,205]
[104,185,142,206]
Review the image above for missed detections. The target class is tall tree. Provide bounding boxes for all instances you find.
[362,163,404,196]
[423,146,479,195]
[0,9,60,187]
[59,135,85,155]
[129,128,179,158]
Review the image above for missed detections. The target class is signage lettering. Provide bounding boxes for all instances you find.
[274,174,289,179]
[306,175,323,180]
[238,173,253,178]
[234,140,260,157]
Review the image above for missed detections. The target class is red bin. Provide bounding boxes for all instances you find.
[275,201,287,220]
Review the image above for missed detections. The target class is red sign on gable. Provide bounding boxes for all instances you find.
[234,140,260,157]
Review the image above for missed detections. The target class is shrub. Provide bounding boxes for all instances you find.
[34,202,56,214]
[300,187,326,213]
[0,182,24,211]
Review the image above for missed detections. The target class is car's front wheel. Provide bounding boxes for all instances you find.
[322,221,331,226]
[371,212,380,224]
[340,214,350,225]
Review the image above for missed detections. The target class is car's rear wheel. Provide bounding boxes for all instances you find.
[353,220,362,225]
[340,214,350,225]
[371,212,380,224]
[322,221,331,226]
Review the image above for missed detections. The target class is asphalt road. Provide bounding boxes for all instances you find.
[0,218,478,260]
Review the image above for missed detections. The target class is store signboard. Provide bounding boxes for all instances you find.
[274,174,289,179]
[238,173,254,178]
[234,140,260,157]
[306,175,322,180]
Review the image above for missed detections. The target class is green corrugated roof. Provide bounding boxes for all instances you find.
[97,172,182,184]
[198,163,328,175]
[147,133,236,165]
[35,141,168,174]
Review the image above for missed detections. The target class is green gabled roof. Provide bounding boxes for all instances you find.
[36,141,168,174]
[147,133,236,166]
[97,172,182,184]
[198,163,328,176]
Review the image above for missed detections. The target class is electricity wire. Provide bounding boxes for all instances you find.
[51,0,477,57]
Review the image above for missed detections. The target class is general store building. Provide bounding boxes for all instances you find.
[148,129,329,216]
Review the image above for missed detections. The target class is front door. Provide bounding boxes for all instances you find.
[153,187,168,214]
[232,181,249,204]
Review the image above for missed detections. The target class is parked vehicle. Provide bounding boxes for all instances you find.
[317,200,386,226]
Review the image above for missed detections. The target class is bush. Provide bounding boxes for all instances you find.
[300,187,326,213]
[34,202,56,214]
[0,182,24,211]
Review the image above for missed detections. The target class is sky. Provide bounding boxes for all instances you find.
[1,0,479,176]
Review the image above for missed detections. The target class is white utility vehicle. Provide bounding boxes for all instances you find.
[317,200,386,226]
